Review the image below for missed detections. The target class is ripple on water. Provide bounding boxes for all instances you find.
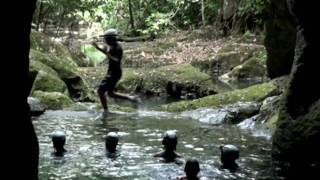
[35,109,276,180]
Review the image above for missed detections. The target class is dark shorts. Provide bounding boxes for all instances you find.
[98,71,122,93]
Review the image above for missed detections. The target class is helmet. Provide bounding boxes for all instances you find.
[103,28,118,37]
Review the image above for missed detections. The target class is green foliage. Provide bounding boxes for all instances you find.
[34,0,223,37]
[139,12,173,35]
[237,0,270,28]
[81,44,105,65]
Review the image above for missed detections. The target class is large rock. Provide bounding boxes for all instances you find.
[32,91,73,110]
[28,97,46,116]
[29,60,68,94]
[118,64,228,99]
[69,47,94,67]
[181,102,261,125]
[158,81,279,112]
[238,96,280,133]
[30,30,92,67]
[272,0,320,178]
[30,50,94,102]
[219,50,268,89]
[192,43,264,79]
[30,50,78,78]
[32,70,68,94]
[264,0,296,79]
[30,31,72,58]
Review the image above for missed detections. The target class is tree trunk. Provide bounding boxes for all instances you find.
[55,11,66,36]
[36,0,43,31]
[201,0,205,26]
[128,0,135,30]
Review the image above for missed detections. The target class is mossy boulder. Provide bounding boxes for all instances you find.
[118,64,227,99]
[32,70,68,94]
[29,60,67,94]
[226,55,267,79]
[247,95,281,132]
[32,91,73,110]
[28,97,46,116]
[31,30,92,67]
[157,82,279,112]
[30,50,95,102]
[182,101,261,125]
[30,57,59,76]
[30,50,78,79]
[69,47,94,67]
[30,31,72,57]
[265,112,279,130]
[218,49,268,89]
[191,43,264,78]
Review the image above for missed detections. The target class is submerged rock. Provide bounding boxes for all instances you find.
[181,101,260,125]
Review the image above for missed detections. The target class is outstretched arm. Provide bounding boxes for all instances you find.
[91,42,120,62]
[91,41,108,55]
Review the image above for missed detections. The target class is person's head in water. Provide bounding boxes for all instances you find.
[51,131,67,156]
[102,29,118,46]
[105,132,119,153]
[220,144,239,171]
[162,130,178,151]
[154,130,182,163]
[184,159,200,180]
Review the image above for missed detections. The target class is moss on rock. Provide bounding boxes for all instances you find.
[32,70,68,94]
[118,64,222,98]
[32,91,73,110]
[157,82,279,112]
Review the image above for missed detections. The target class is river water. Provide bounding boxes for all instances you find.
[33,105,275,180]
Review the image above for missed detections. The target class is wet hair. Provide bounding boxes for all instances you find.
[104,36,117,46]
[51,131,66,156]
[162,131,178,150]
[220,144,239,161]
[105,132,119,144]
[185,159,200,175]
[51,131,66,147]
[105,132,119,152]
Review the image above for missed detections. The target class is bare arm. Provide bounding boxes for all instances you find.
[91,41,108,54]
[91,42,120,62]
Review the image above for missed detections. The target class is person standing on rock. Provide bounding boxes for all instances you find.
[92,29,141,118]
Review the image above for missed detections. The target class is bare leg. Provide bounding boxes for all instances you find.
[98,89,108,111]
[108,91,140,103]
